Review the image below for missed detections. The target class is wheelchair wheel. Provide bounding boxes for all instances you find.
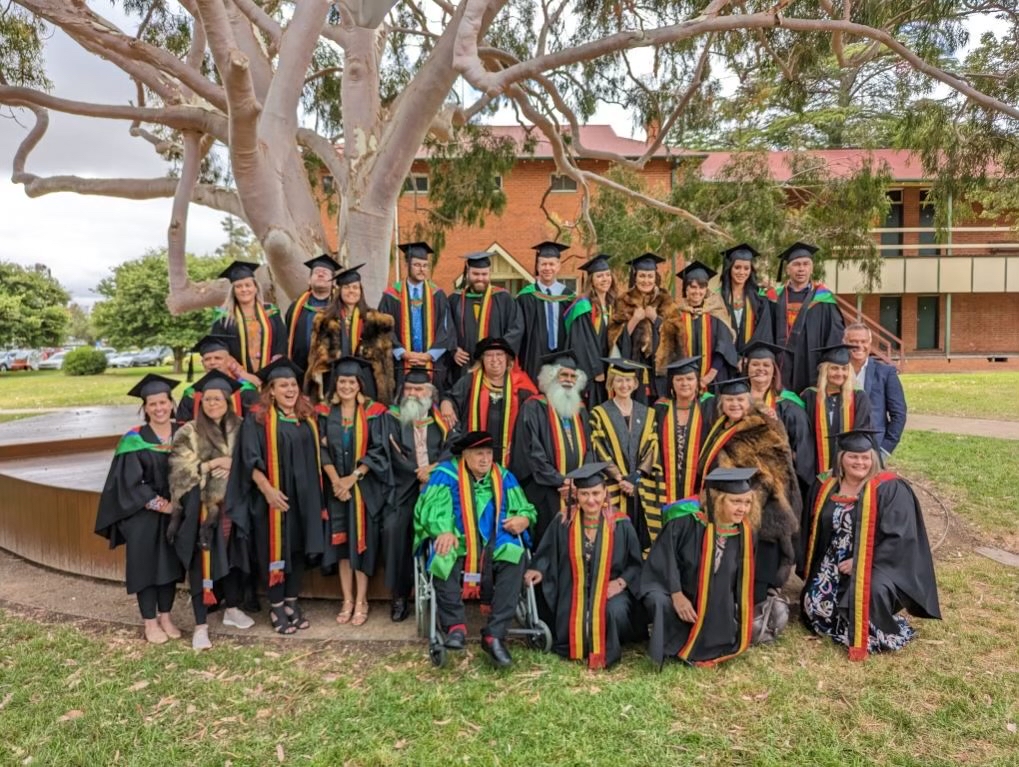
[528,619,553,652]
[429,641,448,668]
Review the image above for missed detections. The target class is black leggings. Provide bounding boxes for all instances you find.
[266,556,305,605]
[136,583,177,620]
[190,570,244,625]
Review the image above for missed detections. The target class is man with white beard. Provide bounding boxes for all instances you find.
[510,351,592,546]
[384,367,455,621]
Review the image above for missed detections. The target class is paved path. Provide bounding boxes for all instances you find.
[908,414,1019,440]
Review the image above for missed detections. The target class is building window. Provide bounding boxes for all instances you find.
[493,175,503,190]
[879,296,902,352]
[919,190,940,256]
[549,174,578,193]
[881,189,903,257]
[402,175,429,194]
[916,295,940,350]
[559,277,578,293]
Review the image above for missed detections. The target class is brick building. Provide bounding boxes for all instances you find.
[322,127,1019,369]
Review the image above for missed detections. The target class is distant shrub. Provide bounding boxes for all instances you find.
[63,347,108,376]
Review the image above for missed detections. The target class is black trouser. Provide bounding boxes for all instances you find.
[433,556,524,640]
[266,555,305,604]
[190,569,244,625]
[136,583,177,620]
[383,502,415,598]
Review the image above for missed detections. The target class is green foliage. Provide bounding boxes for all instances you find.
[61,347,108,377]
[91,251,229,362]
[0,261,70,347]
[0,4,50,89]
[66,303,97,345]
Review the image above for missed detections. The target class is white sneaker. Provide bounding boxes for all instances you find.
[192,625,212,651]
[222,607,255,629]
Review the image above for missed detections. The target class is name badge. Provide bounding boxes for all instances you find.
[463,572,481,585]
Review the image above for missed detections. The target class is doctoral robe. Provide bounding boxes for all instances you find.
[515,283,574,381]
[210,304,288,375]
[768,282,845,395]
[447,287,524,381]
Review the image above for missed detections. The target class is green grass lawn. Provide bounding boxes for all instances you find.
[0,366,187,409]
[901,372,1019,421]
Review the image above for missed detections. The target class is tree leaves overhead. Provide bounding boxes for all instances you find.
[0,262,69,347]
[0,4,49,89]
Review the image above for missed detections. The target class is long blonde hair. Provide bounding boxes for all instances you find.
[816,361,855,400]
[219,279,265,327]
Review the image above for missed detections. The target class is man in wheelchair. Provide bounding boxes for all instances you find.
[413,430,537,667]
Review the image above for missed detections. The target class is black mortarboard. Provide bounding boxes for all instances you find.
[815,343,853,366]
[540,349,580,370]
[532,241,569,259]
[566,461,613,489]
[474,336,515,360]
[666,356,702,377]
[256,356,304,384]
[627,253,665,272]
[398,242,434,261]
[192,334,232,355]
[331,356,370,379]
[333,263,364,285]
[677,260,717,285]
[462,251,492,269]
[192,369,241,395]
[741,341,787,362]
[602,357,647,376]
[127,373,179,400]
[712,376,751,396]
[703,467,758,494]
[304,254,341,273]
[578,254,612,274]
[776,241,819,278]
[218,260,260,282]
[835,428,881,454]
[722,243,760,263]
[452,430,495,456]
[404,366,433,385]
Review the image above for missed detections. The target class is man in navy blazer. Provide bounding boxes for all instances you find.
[845,323,908,456]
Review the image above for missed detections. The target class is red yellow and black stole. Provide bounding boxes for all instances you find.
[698,418,744,492]
[199,503,217,606]
[660,401,703,503]
[467,371,519,462]
[567,510,619,669]
[286,291,319,356]
[343,306,364,353]
[457,462,504,600]
[677,516,754,666]
[543,398,588,509]
[682,313,714,378]
[740,298,755,345]
[460,286,494,343]
[419,406,451,441]
[400,281,435,352]
[234,304,273,372]
[815,390,855,472]
[348,405,371,552]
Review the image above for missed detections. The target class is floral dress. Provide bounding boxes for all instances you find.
[803,495,916,652]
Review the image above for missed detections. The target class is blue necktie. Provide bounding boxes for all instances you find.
[410,284,424,352]
[545,287,557,350]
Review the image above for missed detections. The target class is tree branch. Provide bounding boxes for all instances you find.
[167,132,203,297]
[230,0,283,51]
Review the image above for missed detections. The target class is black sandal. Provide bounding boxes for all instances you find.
[270,603,297,635]
[285,599,310,630]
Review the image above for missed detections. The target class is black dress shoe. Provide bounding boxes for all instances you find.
[390,597,409,623]
[482,636,513,667]
[444,629,466,650]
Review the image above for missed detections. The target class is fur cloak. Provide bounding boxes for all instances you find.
[167,416,240,537]
[306,309,395,405]
[607,287,686,376]
[675,292,735,335]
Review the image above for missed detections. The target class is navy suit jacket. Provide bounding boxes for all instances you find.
[860,357,907,454]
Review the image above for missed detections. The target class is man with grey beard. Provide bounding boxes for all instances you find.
[510,351,592,546]
[384,367,455,621]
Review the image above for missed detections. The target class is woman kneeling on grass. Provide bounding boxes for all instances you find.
[800,429,941,660]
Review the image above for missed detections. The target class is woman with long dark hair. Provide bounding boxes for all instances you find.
[718,244,773,354]
[675,260,739,392]
[564,254,618,408]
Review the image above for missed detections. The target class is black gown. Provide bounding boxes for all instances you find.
[640,512,755,666]
[284,291,330,374]
[378,280,454,390]
[677,305,739,381]
[720,286,774,354]
[95,425,185,594]
[769,283,845,395]
[447,287,524,382]
[564,295,613,408]
[800,388,874,477]
[441,370,535,466]
[654,395,716,505]
[530,513,645,668]
[515,283,574,381]
[210,304,288,375]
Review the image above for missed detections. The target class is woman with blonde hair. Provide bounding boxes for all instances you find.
[210,261,287,376]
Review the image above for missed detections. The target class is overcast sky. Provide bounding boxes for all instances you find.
[0,8,997,306]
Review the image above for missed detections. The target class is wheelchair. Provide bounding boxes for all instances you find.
[413,541,553,667]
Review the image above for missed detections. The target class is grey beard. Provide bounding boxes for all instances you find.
[547,384,582,419]
[398,395,433,425]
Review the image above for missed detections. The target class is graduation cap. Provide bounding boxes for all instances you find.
[676,260,717,285]
[461,251,493,269]
[566,461,613,489]
[219,260,261,282]
[256,356,304,384]
[703,467,758,494]
[578,254,612,274]
[127,373,179,400]
[451,430,495,456]
[398,242,434,262]
[333,263,365,285]
[304,254,341,273]
[188,334,234,381]
[775,241,819,279]
[814,343,854,366]
[474,336,515,360]
[192,369,241,395]
[722,243,760,263]
[835,428,881,454]
[532,241,569,260]
[627,253,665,272]
[331,356,370,379]
[712,376,751,396]
[540,349,580,370]
[404,366,433,385]
[665,355,702,377]
[741,340,787,362]
[601,357,647,376]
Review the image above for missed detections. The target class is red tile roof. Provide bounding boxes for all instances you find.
[675,148,930,182]
[415,124,672,160]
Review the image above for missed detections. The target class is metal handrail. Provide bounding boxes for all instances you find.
[834,294,904,368]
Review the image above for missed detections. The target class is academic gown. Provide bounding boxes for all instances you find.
[800,474,941,659]
[225,410,326,583]
[720,286,774,354]
[530,514,646,669]
[175,381,259,422]
[378,281,454,390]
[447,287,524,382]
[756,389,816,489]
[319,402,391,575]
[94,424,185,594]
[640,511,754,666]
[284,292,330,374]
[654,395,716,505]
[515,283,575,381]
[210,304,288,375]
[442,369,535,466]
[677,308,740,382]
[800,387,874,476]
[383,409,454,596]
[769,282,845,395]
[564,295,613,408]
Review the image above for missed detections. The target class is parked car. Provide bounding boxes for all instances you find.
[0,351,14,372]
[38,351,68,370]
[131,346,171,367]
[0,349,41,371]
[107,351,139,368]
